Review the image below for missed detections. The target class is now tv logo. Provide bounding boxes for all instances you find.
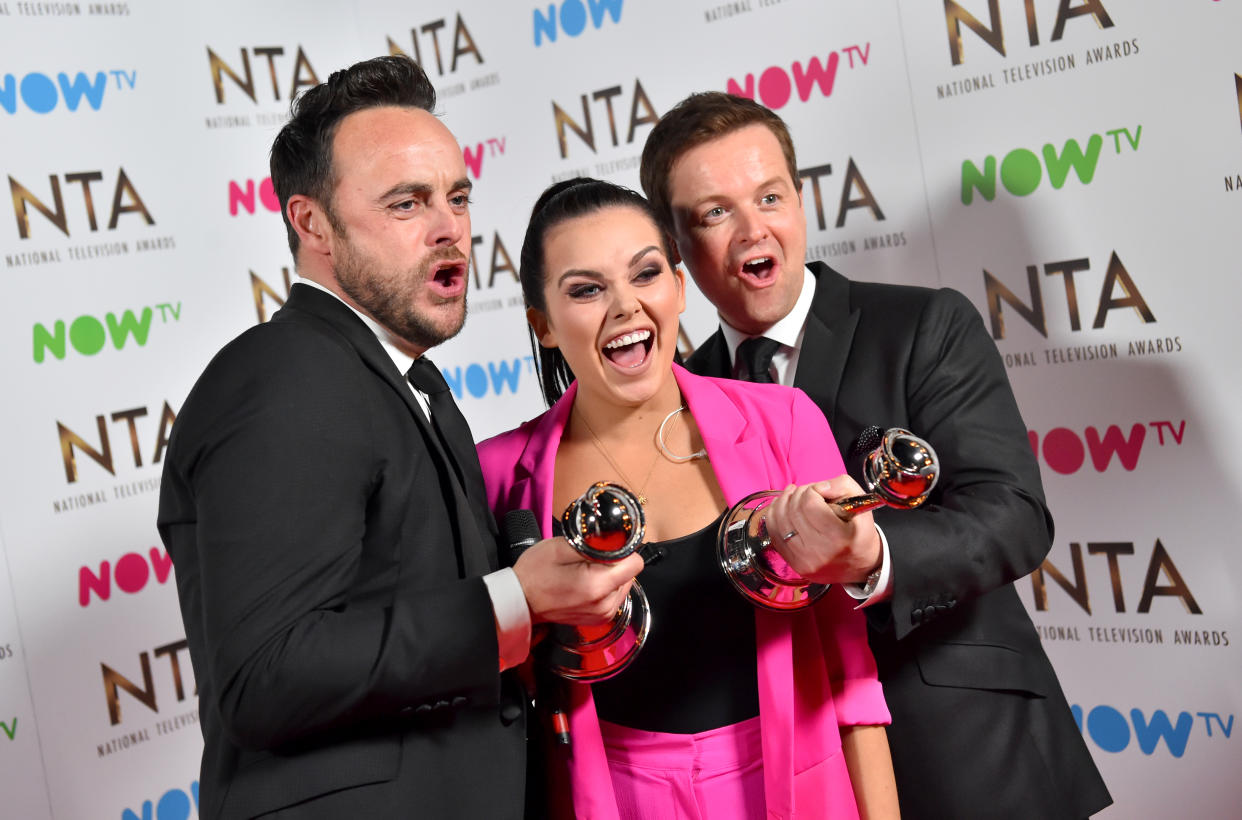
[1028,420,1184,475]
[533,0,624,47]
[228,177,278,216]
[122,781,199,820]
[80,547,173,607]
[443,357,530,400]
[33,303,180,363]
[1072,704,1232,759]
[726,44,869,110]
[1,70,136,114]
[463,137,505,179]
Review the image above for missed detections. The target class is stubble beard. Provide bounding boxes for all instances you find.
[334,239,469,351]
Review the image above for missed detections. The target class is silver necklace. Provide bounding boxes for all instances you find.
[656,406,707,463]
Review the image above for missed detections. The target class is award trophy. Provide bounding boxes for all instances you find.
[717,427,939,611]
[545,482,651,681]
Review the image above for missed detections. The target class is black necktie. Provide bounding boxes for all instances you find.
[407,356,474,488]
[407,356,494,576]
[737,336,781,383]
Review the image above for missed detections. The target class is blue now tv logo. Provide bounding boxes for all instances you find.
[2,70,135,114]
[1073,704,1233,758]
[534,0,623,46]
[443,357,530,399]
[121,781,199,820]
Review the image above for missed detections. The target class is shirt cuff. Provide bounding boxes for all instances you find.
[482,568,532,671]
[842,523,893,608]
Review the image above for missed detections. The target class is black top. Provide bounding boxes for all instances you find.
[591,512,760,734]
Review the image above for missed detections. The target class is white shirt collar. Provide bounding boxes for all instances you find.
[719,264,816,372]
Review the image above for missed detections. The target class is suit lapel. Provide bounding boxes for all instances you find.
[280,284,496,575]
[793,262,859,428]
[686,327,732,378]
[673,366,766,507]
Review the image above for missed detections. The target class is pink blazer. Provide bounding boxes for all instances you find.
[477,365,889,820]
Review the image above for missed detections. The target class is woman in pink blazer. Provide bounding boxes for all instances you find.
[477,178,896,819]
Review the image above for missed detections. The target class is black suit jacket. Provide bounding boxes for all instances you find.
[158,284,526,819]
[687,262,1111,819]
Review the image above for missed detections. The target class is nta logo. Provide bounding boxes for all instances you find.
[726,43,870,111]
[58,401,176,483]
[944,0,1115,66]
[1,716,15,742]
[122,782,199,820]
[2,69,135,114]
[534,0,623,47]
[1031,538,1200,614]
[33,303,181,363]
[80,547,173,607]
[10,168,154,239]
[962,124,1140,204]
[1236,73,1241,136]
[387,14,484,77]
[1072,705,1231,758]
[553,78,657,159]
[800,159,885,230]
[207,46,319,104]
[984,251,1154,340]
[102,638,194,725]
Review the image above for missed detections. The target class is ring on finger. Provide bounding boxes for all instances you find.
[782,529,798,541]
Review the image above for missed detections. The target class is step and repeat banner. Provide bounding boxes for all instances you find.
[1,1,1239,817]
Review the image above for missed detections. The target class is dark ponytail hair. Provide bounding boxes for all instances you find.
[520,177,672,407]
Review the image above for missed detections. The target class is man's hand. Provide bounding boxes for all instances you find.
[512,537,644,625]
[762,476,882,586]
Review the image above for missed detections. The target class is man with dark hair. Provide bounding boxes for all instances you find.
[159,55,641,819]
[641,91,1111,819]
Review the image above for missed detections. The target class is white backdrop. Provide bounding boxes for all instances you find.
[1,1,1239,817]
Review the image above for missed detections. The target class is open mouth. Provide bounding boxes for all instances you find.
[429,261,467,295]
[740,256,777,283]
[602,329,653,369]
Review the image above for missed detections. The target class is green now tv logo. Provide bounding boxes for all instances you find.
[961,125,1141,205]
[33,302,181,363]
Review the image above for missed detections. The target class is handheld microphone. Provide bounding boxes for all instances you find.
[503,508,574,745]
[849,425,884,463]
[502,509,540,567]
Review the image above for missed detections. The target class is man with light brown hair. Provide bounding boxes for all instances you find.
[641,91,1112,819]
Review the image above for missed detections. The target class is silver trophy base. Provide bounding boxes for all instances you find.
[717,490,830,611]
[546,583,652,681]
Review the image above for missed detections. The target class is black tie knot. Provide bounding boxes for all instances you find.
[408,356,450,395]
[737,336,781,383]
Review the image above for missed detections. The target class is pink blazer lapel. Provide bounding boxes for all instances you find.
[673,365,770,508]
[512,382,576,537]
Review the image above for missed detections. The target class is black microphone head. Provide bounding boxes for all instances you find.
[503,509,540,555]
[849,425,884,461]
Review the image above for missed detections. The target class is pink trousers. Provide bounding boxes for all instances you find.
[597,717,766,820]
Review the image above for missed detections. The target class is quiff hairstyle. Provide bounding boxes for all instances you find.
[639,92,800,233]
[269,55,436,259]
